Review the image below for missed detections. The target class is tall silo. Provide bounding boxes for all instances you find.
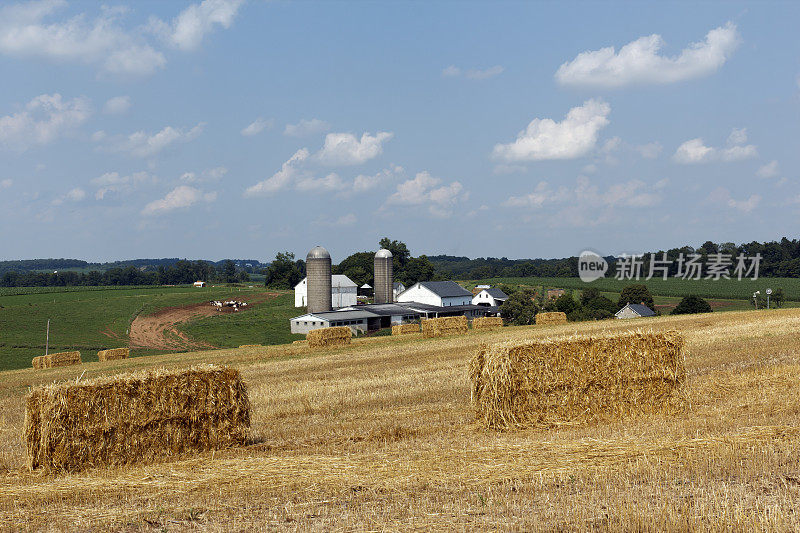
[374,248,393,304]
[306,246,332,313]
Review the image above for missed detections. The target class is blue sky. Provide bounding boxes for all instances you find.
[0,0,798,262]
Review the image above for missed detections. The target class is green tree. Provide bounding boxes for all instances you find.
[222,260,237,283]
[772,288,785,308]
[554,292,579,314]
[401,255,436,285]
[379,237,411,270]
[579,287,601,306]
[500,289,539,325]
[265,252,303,289]
[334,252,374,287]
[617,284,655,311]
[671,295,712,315]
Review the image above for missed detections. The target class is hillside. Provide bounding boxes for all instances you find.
[2,309,800,529]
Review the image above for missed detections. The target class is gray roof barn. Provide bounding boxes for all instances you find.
[418,281,473,298]
[615,303,656,318]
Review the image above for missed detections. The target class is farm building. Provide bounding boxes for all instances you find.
[393,282,406,300]
[290,310,377,335]
[396,281,474,307]
[294,274,358,308]
[193,281,206,288]
[359,283,372,297]
[615,303,656,319]
[472,287,508,307]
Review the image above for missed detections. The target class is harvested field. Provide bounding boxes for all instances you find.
[535,311,567,325]
[391,323,420,335]
[238,344,262,349]
[421,315,468,338]
[472,316,503,330]
[307,326,351,348]
[97,348,129,361]
[24,365,250,473]
[470,330,685,429]
[3,309,800,530]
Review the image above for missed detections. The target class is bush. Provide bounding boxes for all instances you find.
[671,295,712,315]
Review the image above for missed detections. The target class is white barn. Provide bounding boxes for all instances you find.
[472,287,508,307]
[393,282,406,300]
[396,281,473,307]
[294,274,358,308]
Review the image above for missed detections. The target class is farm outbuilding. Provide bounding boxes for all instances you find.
[472,287,508,307]
[396,281,474,307]
[615,303,656,319]
[294,274,358,309]
[193,281,206,288]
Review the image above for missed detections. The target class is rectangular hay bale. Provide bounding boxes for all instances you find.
[32,356,44,369]
[97,348,129,361]
[535,311,567,325]
[472,316,504,330]
[421,316,468,338]
[307,326,351,348]
[392,323,420,335]
[469,330,685,429]
[24,364,250,473]
[238,344,262,349]
[42,351,82,368]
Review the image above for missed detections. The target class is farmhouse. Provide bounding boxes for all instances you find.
[294,274,358,308]
[615,303,656,319]
[396,281,473,307]
[472,287,508,307]
[193,281,206,288]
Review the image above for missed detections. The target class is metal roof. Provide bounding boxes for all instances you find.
[338,303,420,317]
[306,246,330,260]
[291,310,379,322]
[295,274,357,288]
[618,303,655,317]
[418,281,472,298]
[483,288,508,299]
[375,248,393,258]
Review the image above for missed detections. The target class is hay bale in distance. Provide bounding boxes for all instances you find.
[97,348,129,361]
[535,311,567,325]
[238,344,262,349]
[392,323,420,335]
[421,316,468,338]
[470,330,685,430]
[472,316,503,330]
[307,326,351,348]
[24,364,250,473]
[31,356,44,369]
[292,340,307,345]
[41,351,82,368]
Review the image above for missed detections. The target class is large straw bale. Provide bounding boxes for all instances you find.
[392,323,420,335]
[307,326,351,348]
[421,315,468,338]
[535,311,567,325]
[24,364,250,473]
[42,351,82,368]
[472,316,503,330]
[97,348,129,361]
[238,344,262,349]
[292,340,307,345]
[31,356,44,369]
[470,330,685,430]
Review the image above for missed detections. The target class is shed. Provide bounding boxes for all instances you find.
[615,303,656,319]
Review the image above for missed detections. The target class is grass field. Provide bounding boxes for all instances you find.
[2,309,800,529]
[0,285,295,371]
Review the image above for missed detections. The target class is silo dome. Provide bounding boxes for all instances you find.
[306,246,330,260]
[375,248,393,259]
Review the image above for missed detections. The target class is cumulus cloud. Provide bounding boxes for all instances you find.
[180,166,227,183]
[103,96,131,115]
[92,170,154,199]
[240,117,272,136]
[352,166,403,193]
[316,131,393,166]
[148,0,244,51]
[442,64,504,80]
[504,177,661,211]
[492,99,610,162]
[757,160,780,179]
[244,148,310,196]
[0,93,91,150]
[283,118,330,137]
[102,122,204,157]
[0,0,166,76]
[673,128,757,164]
[141,185,216,215]
[52,186,86,205]
[709,187,760,213]
[556,22,739,87]
[387,171,466,218]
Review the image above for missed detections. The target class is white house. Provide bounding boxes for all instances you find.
[396,281,473,307]
[472,287,508,307]
[294,274,358,308]
[615,303,656,319]
[193,281,206,288]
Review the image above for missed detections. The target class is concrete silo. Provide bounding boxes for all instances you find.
[374,248,393,304]
[306,246,332,313]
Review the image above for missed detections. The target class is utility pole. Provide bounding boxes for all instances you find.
[45,319,50,355]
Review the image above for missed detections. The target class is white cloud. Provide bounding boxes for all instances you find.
[283,118,331,138]
[443,64,504,80]
[0,179,12,189]
[504,177,660,212]
[635,142,663,159]
[492,99,610,162]
[503,181,552,209]
[673,128,757,164]
[387,171,466,218]
[244,148,310,196]
[241,117,272,137]
[180,166,227,183]
[316,131,393,166]
[103,96,131,115]
[52,186,86,205]
[352,166,403,193]
[556,22,739,87]
[0,1,166,76]
[0,93,91,151]
[149,0,244,51]
[141,185,216,215]
[708,187,761,213]
[757,160,780,179]
[296,172,346,193]
[103,122,204,157]
[92,170,154,199]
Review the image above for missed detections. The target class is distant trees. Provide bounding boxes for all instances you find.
[500,289,538,325]
[671,295,712,315]
[617,284,655,312]
[222,260,237,283]
[265,252,304,290]
[333,252,374,287]
[332,239,441,287]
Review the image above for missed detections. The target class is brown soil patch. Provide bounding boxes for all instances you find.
[129,292,280,351]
